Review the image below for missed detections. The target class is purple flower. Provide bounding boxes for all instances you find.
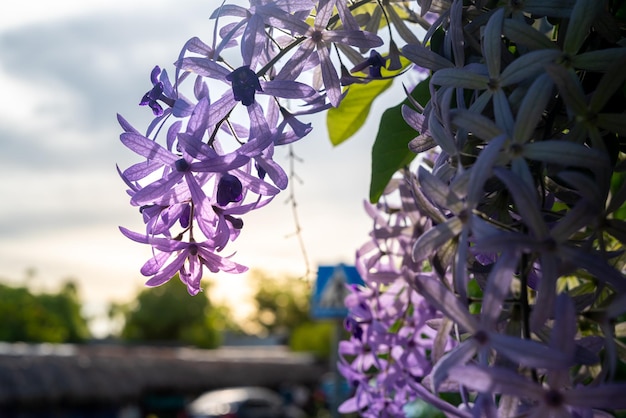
[225,66,263,106]
[258,0,383,106]
[216,174,243,206]
[139,66,176,116]
[350,50,387,79]
[119,227,247,295]
[176,56,316,147]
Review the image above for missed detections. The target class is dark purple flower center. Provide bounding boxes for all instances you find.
[226,66,263,106]
[225,214,244,229]
[344,317,363,340]
[217,174,243,206]
[139,66,175,116]
[473,330,489,345]
[140,82,165,116]
[366,50,387,78]
[311,30,323,43]
[175,158,191,172]
[544,388,564,407]
[179,203,191,228]
[188,243,198,256]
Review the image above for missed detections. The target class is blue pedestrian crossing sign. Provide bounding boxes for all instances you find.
[311,264,363,319]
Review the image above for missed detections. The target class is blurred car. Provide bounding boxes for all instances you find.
[186,386,306,418]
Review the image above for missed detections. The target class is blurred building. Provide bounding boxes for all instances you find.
[0,342,326,418]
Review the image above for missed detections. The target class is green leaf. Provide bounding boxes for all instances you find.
[327,78,394,146]
[369,78,430,202]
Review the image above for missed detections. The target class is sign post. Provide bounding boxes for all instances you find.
[311,264,363,417]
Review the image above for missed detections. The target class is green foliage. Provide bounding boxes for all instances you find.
[247,270,310,336]
[289,320,334,359]
[119,276,229,348]
[327,79,394,146]
[247,270,336,358]
[0,280,90,343]
[369,78,430,202]
[326,57,411,146]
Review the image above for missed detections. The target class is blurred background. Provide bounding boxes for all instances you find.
[0,1,411,416]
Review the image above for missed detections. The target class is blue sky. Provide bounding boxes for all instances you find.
[0,1,405,334]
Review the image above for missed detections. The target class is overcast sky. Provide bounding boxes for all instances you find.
[0,1,404,335]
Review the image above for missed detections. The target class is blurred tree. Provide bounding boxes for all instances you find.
[247,270,311,338]
[247,270,334,358]
[0,280,90,343]
[117,275,236,348]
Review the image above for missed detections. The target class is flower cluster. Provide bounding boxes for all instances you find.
[119,0,626,416]
[118,2,383,294]
[337,0,626,416]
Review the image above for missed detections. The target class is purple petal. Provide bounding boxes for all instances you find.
[448,365,544,399]
[120,133,178,165]
[411,273,479,333]
[259,80,316,99]
[317,46,341,107]
[131,172,184,205]
[176,57,230,81]
[431,340,478,392]
[489,331,572,369]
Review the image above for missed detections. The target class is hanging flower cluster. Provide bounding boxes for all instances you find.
[119,0,626,416]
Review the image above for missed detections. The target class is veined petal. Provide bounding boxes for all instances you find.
[402,43,454,71]
[563,0,603,54]
[483,8,504,78]
[317,46,341,107]
[494,167,549,238]
[119,226,150,244]
[418,166,463,212]
[123,160,163,181]
[323,30,384,49]
[448,365,544,399]
[565,383,626,410]
[255,156,288,190]
[411,273,479,333]
[176,57,230,81]
[276,39,316,81]
[513,73,553,144]
[131,172,185,205]
[522,140,608,169]
[431,68,489,90]
[140,251,172,276]
[481,250,517,329]
[502,18,559,51]
[235,170,281,196]
[430,341,479,393]
[559,246,626,293]
[451,109,504,141]
[412,216,464,263]
[186,96,210,135]
[466,134,507,208]
[428,106,458,156]
[499,49,561,86]
[489,331,572,369]
[544,64,587,117]
[120,133,178,165]
[242,14,265,70]
[198,247,247,274]
[260,80,316,99]
[256,4,311,34]
[530,253,559,332]
[145,251,188,286]
[207,94,237,127]
[493,89,514,135]
[573,48,626,73]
